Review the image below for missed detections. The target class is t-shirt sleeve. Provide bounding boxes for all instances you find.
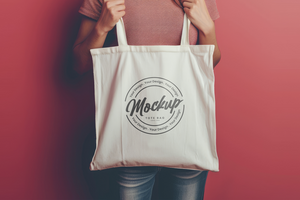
[78,0,102,21]
[205,0,220,21]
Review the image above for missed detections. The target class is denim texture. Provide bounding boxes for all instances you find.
[113,166,208,200]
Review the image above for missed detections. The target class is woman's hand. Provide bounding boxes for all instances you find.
[180,0,221,67]
[72,0,125,75]
[95,0,126,34]
[181,0,214,36]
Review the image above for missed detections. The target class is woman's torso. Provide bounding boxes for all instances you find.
[103,0,198,47]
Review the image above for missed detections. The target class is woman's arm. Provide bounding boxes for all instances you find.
[73,0,125,75]
[198,21,221,68]
[72,17,106,75]
[182,0,221,68]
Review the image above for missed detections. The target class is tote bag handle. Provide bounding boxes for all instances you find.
[116,13,191,46]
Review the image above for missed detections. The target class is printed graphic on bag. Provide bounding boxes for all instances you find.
[125,77,185,135]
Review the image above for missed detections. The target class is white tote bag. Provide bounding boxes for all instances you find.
[89,13,219,171]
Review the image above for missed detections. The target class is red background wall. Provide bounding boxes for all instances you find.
[1,0,300,199]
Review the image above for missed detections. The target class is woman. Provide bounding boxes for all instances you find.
[73,0,221,199]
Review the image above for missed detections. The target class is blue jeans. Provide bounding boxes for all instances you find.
[113,166,208,200]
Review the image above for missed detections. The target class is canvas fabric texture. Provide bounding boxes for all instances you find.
[89,13,219,171]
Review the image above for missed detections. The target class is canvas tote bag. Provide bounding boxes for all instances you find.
[89,13,219,171]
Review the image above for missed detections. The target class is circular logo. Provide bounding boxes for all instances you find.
[124,77,185,135]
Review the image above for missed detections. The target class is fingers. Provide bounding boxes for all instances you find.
[181,0,196,3]
[182,1,193,9]
[103,0,125,17]
[103,0,125,10]
[97,0,126,32]
[182,0,206,12]
[103,0,125,5]
[113,4,126,12]
[114,5,126,18]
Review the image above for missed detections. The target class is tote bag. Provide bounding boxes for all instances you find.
[89,13,219,171]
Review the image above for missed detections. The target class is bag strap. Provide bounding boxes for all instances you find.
[116,13,191,46]
[116,17,128,46]
[180,13,191,46]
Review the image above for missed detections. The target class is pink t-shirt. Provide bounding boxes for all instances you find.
[78,0,220,46]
